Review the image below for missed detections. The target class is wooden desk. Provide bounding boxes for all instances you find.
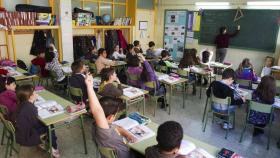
[156,72,188,114]
[37,90,87,158]
[129,122,220,156]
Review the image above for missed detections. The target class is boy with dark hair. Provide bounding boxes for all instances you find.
[158,50,174,73]
[69,60,88,103]
[85,74,136,158]
[146,121,186,158]
[146,41,156,59]
[126,44,136,60]
[133,40,143,54]
[206,68,245,129]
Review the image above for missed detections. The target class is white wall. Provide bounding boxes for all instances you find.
[155,0,280,74]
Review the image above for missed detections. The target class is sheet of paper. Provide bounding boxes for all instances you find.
[113,117,139,130]
[187,31,194,38]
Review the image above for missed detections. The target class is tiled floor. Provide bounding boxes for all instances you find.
[0,87,280,158]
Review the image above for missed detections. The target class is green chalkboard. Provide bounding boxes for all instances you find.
[199,9,280,52]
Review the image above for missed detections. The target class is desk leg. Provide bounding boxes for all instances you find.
[80,115,88,154]
[169,85,173,115]
[183,82,185,108]
[143,95,145,115]
[48,126,52,158]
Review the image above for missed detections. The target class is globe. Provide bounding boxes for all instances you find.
[102,14,111,24]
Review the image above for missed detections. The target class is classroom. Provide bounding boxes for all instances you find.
[1,0,280,158]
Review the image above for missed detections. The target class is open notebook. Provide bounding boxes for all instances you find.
[178,140,215,158]
[123,87,144,98]
[34,99,64,119]
[113,117,154,143]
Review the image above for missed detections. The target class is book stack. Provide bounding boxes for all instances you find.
[113,17,131,26]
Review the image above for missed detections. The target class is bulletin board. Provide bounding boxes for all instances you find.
[163,10,188,60]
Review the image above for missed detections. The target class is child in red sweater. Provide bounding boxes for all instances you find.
[31,51,49,77]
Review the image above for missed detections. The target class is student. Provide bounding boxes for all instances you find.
[85,46,98,63]
[189,48,200,65]
[146,41,156,59]
[69,60,88,103]
[45,51,67,85]
[0,77,17,117]
[112,45,126,60]
[261,56,274,77]
[126,44,137,61]
[127,56,143,88]
[206,68,245,129]
[98,68,123,98]
[158,50,174,70]
[31,51,49,77]
[145,121,186,158]
[14,85,60,157]
[85,74,136,158]
[95,48,115,74]
[249,76,276,136]
[236,58,258,85]
[200,49,213,65]
[178,50,196,94]
[133,40,143,54]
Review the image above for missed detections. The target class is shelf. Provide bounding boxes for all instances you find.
[11,25,60,30]
[72,25,133,29]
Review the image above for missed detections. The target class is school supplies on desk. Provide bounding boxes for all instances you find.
[123,87,144,98]
[128,112,150,125]
[217,148,244,158]
[34,100,64,119]
[178,140,215,158]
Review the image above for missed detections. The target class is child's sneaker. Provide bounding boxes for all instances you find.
[222,123,233,129]
[52,148,60,158]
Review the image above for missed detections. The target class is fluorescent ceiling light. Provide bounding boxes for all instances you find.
[195,2,230,6]
[247,1,280,6]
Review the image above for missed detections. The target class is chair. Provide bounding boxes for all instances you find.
[126,73,140,88]
[236,79,252,89]
[68,86,83,103]
[35,65,51,87]
[177,68,196,95]
[239,101,274,150]
[88,63,97,75]
[0,113,20,158]
[159,66,168,73]
[144,81,166,116]
[49,70,66,90]
[98,146,117,158]
[202,89,235,139]
[0,105,8,145]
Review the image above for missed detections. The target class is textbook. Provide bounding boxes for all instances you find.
[113,116,154,143]
[123,87,144,98]
[162,76,180,83]
[178,140,215,158]
[217,148,244,158]
[34,100,64,119]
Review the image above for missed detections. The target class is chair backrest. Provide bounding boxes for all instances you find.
[0,113,15,139]
[49,70,58,81]
[160,66,168,72]
[17,59,28,71]
[98,146,117,158]
[236,79,252,89]
[249,101,273,114]
[0,104,8,116]
[88,63,97,74]
[210,88,231,105]
[177,68,189,78]
[69,86,83,98]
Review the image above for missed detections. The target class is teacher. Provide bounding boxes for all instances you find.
[215,25,240,63]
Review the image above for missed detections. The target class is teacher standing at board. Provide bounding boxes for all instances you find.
[215,25,240,63]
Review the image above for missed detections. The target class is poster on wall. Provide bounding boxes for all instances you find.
[163,10,188,60]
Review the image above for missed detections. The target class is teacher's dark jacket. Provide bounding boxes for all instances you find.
[15,101,42,146]
[215,30,239,49]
